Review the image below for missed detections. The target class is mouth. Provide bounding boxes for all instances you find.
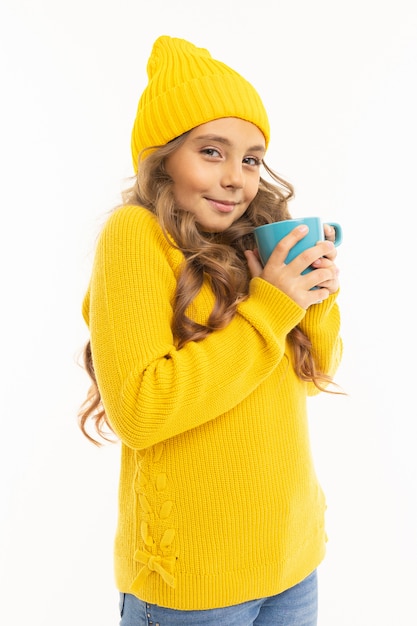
[205,198,237,213]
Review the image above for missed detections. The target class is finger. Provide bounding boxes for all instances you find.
[266,224,309,265]
[324,224,336,242]
[310,262,340,293]
[291,240,335,275]
[311,256,336,269]
[316,269,340,293]
[321,237,337,261]
[244,249,263,278]
[305,287,330,308]
[304,268,334,291]
[323,248,337,262]
[312,293,326,306]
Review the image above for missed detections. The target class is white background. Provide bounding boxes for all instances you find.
[1,1,416,624]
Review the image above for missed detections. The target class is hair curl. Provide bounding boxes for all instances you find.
[79,134,335,445]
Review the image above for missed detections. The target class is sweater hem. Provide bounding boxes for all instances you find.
[115,543,326,611]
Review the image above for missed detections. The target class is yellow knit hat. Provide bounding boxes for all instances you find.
[131,36,270,171]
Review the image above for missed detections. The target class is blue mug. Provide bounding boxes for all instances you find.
[254,216,342,270]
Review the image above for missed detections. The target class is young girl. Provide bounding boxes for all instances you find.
[79,35,342,626]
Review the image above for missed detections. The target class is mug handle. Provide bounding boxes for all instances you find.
[325,222,342,246]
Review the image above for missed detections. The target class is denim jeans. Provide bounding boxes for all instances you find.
[119,569,318,625]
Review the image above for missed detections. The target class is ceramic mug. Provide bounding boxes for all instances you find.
[254,216,342,270]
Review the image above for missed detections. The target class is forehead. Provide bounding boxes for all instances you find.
[189,117,266,150]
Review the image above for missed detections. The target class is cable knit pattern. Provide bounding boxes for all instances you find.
[83,204,343,610]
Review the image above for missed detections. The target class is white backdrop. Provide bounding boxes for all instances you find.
[1,1,416,624]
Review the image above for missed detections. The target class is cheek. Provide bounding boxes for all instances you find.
[246,177,260,202]
[174,168,209,195]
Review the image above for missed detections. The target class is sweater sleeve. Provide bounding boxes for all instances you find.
[84,206,307,450]
[298,291,343,396]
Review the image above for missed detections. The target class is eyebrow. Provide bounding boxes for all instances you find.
[192,134,266,153]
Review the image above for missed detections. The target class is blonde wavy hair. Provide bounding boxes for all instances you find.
[79,132,334,445]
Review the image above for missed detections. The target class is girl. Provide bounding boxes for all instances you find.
[79,35,342,626]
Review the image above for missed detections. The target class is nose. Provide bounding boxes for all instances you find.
[221,159,244,189]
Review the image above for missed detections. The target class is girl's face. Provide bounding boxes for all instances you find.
[165,117,266,233]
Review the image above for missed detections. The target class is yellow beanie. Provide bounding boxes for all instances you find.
[131,36,270,171]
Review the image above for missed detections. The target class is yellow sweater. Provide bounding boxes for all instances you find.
[83,205,342,610]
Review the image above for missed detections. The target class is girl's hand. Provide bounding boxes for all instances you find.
[323,223,338,254]
[245,225,340,309]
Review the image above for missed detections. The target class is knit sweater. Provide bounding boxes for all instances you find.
[82,204,343,610]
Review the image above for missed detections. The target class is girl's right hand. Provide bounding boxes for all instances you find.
[245,225,338,309]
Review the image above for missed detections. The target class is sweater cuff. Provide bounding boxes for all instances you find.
[238,277,306,341]
[299,289,340,333]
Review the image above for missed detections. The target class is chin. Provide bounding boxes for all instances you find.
[198,219,235,234]
[200,226,229,235]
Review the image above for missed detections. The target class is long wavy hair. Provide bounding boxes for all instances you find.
[79,133,335,445]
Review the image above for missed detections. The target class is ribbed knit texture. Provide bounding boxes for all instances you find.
[131,36,270,170]
[83,205,343,610]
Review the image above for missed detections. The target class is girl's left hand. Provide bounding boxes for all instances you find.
[310,224,340,294]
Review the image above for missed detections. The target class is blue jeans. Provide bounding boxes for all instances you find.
[119,570,318,625]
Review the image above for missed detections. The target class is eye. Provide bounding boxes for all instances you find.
[243,156,261,166]
[201,147,221,158]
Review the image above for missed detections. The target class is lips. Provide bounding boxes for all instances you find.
[206,198,237,213]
